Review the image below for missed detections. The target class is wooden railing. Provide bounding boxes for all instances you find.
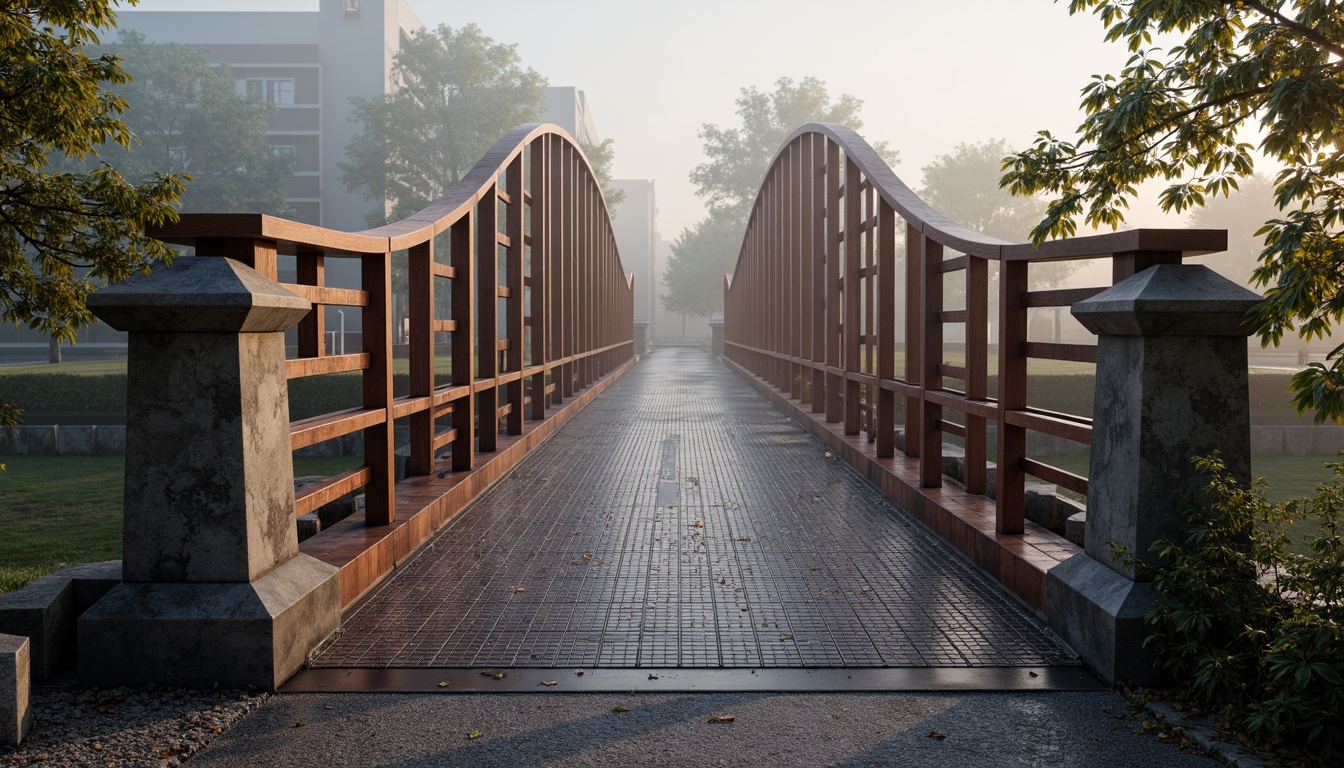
[723,123,1226,535]
[150,123,634,529]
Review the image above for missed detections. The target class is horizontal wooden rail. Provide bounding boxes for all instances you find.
[722,122,1228,610]
[149,123,637,571]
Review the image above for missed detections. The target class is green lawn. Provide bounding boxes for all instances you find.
[1036,452,1337,553]
[0,455,358,593]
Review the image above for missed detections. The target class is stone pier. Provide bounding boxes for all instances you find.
[1048,264,1261,685]
[78,257,340,690]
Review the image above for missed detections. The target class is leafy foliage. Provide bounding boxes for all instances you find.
[1001,1,1344,423]
[0,1,185,459]
[1137,454,1344,760]
[920,139,1078,292]
[340,23,546,227]
[580,137,624,212]
[77,31,294,215]
[664,77,894,317]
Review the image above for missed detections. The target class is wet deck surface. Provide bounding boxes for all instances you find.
[311,348,1075,670]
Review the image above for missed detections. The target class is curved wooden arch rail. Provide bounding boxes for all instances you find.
[721,123,1227,612]
[149,124,635,606]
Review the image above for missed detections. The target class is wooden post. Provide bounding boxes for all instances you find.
[996,258,1028,533]
[964,255,988,495]
[296,255,325,359]
[451,213,476,472]
[903,226,923,457]
[919,235,943,489]
[361,250,394,525]
[530,138,549,420]
[506,155,525,435]
[876,200,897,458]
[824,141,843,423]
[842,159,862,436]
[408,241,434,475]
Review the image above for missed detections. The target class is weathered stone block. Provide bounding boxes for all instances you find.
[0,561,121,682]
[94,425,126,455]
[56,426,95,456]
[296,513,321,542]
[0,635,30,746]
[1024,484,1085,535]
[1313,427,1344,456]
[1066,512,1087,547]
[1048,553,1160,686]
[78,554,339,691]
[1250,426,1282,457]
[11,427,55,456]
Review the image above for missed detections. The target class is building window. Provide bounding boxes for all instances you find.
[270,145,296,157]
[344,0,360,16]
[239,78,295,106]
[168,146,188,169]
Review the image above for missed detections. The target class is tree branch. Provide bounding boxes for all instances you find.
[1237,0,1344,59]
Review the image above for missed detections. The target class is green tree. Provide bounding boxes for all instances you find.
[85,31,293,215]
[1001,1,1344,422]
[581,137,624,212]
[664,77,895,318]
[0,0,184,440]
[340,23,547,227]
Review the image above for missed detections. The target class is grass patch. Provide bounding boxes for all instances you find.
[0,454,363,594]
[1034,452,1339,553]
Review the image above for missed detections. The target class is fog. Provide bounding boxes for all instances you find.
[131,0,1160,238]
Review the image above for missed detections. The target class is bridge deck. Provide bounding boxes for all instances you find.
[308,348,1075,672]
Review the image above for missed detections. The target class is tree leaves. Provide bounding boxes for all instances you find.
[338,24,546,228]
[1003,0,1344,423]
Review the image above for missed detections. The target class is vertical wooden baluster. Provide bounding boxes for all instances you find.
[824,141,843,423]
[478,182,500,453]
[506,155,525,435]
[904,227,923,457]
[876,199,897,458]
[798,138,814,406]
[561,143,575,400]
[408,241,434,475]
[530,138,549,420]
[842,159,862,436]
[549,135,565,407]
[965,255,988,494]
[810,135,827,414]
[919,236,943,488]
[362,249,394,524]
[864,182,876,437]
[451,212,476,472]
[296,254,325,359]
[996,258,1028,533]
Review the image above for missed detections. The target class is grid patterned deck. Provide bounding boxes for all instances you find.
[311,348,1076,669]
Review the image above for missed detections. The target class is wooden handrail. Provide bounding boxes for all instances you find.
[722,123,1227,534]
[149,123,636,530]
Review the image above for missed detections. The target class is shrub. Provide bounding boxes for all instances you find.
[1139,455,1344,760]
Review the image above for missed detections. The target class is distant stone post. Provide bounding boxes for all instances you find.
[79,257,340,690]
[634,320,650,355]
[1048,264,1261,685]
[709,317,724,356]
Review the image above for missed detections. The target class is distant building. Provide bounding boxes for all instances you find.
[0,1,624,362]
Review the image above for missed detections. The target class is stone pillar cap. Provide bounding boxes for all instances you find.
[89,257,311,333]
[1072,264,1262,337]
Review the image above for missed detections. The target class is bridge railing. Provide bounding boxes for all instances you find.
[148,123,635,530]
[722,123,1226,535]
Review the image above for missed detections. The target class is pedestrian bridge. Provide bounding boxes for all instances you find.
[84,122,1248,692]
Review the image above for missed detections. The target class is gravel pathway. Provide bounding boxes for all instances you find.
[0,675,267,768]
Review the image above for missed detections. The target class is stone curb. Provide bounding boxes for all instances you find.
[1143,699,1265,768]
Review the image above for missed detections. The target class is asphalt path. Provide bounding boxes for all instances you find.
[188,690,1219,767]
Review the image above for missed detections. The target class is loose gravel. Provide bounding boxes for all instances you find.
[0,676,267,768]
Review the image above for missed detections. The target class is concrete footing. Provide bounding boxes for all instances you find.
[0,634,30,746]
[1047,553,1158,685]
[0,561,121,682]
[78,554,339,690]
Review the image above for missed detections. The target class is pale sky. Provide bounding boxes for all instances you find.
[128,0,1161,240]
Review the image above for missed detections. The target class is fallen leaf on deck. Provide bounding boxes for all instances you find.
[467,730,483,740]
[539,680,557,687]
[437,682,449,688]
[708,715,736,724]
[695,520,705,528]
[513,587,526,592]
[648,674,659,680]
[779,633,793,641]
[613,705,630,713]
[480,672,506,679]
[926,731,946,740]
[583,553,593,560]
[575,669,585,676]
